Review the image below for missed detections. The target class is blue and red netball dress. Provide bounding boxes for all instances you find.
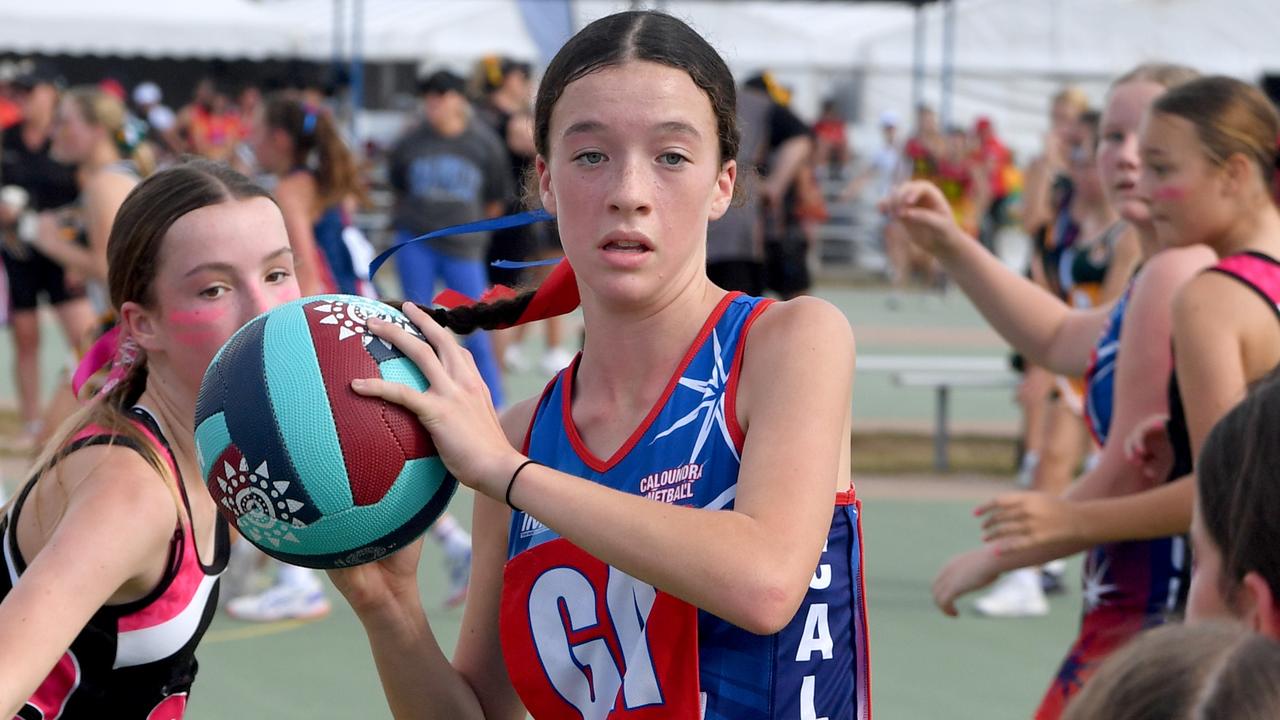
[500,293,870,720]
[1036,254,1280,718]
[0,407,229,719]
[1037,283,1188,717]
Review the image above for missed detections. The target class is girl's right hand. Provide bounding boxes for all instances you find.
[878,181,965,257]
[327,536,427,619]
[1123,413,1173,481]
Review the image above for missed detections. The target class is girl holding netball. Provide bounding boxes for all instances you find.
[0,160,301,717]
[333,11,865,720]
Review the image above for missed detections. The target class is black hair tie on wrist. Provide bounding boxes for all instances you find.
[506,460,541,514]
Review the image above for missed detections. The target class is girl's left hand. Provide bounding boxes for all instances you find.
[975,490,1082,554]
[932,547,1001,617]
[351,302,525,498]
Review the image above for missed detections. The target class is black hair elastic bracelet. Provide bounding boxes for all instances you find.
[506,460,541,514]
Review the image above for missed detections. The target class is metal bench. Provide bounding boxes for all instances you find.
[889,370,1020,471]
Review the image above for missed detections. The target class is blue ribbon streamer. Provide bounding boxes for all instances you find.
[368,208,554,280]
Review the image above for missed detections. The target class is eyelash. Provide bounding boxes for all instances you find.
[199,269,291,299]
[571,151,691,167]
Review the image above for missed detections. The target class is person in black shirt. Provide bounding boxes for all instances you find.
[0,65,95,443]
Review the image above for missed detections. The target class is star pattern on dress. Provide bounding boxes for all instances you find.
[1082,555,1119,611]
[650,329,739,464]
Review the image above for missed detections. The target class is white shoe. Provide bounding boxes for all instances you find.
[443,540,472,608]
[224,581,331,622]
[974,568,1049,618]
[503,344,531,373]
[1016,452,1039,489]
[540,346,576,376]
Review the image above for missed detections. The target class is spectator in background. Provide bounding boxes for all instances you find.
[131,81,180,161]
[0,63,95,447]
[973,116,1014,252]
[841,111,903,284]
[388,69,511,408]
[180,77,244,163]
[472,55,575,377]
[813,97,850,178]
[1022,86,1090,236]
[0,62,23,131]
[744,72,815,300]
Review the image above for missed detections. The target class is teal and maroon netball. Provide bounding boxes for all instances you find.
[194,295,455,569]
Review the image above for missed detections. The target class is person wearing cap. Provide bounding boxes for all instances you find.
[387,69,512,407]
[131,81,179,159]
[0,62,96,446]
[972,115,1015,252]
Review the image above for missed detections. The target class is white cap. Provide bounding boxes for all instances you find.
[133,81,162,106]
[879,110,899,128]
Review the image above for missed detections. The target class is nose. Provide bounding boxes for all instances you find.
[1117,133,1140,171]
[243,281,276,320]
[1134,164,1155,202]
[607,154,653,218]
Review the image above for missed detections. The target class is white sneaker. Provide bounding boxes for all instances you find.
[443,540,472,608]
[973,568,1049,618]
[224,581,331,622]
[503,344,531,373]
[540,346,576,376]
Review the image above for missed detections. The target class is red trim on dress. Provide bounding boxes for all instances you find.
[723,299,775,453]
[854,497,873,719]
[562,293,742,473]
[521,372,563,456]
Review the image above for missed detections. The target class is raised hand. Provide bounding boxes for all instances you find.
[351,302,526,500]
[878,180,967,257]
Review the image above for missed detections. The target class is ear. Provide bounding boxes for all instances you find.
[1238,572,1280,641]
[120,300,163,354]
[1220,152,1255,197]
[536,154,558,217]
[708,159,737,221]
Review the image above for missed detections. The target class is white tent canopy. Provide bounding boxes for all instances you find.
[856,0,1280,155]
[0,0,306,59]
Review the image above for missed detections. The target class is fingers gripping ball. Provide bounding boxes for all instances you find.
[194,295,456,569]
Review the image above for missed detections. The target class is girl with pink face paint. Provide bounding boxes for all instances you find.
[0,161,301,718]
[972,77,1280,557]
[883,64,1221,717]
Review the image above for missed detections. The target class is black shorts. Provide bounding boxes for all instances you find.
[764,236,811,297]
[2,245,84,311]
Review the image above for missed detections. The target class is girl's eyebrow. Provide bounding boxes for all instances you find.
[563,120,702,140]
[184,247,293,278]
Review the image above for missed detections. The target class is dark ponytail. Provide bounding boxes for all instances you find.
[385,291,537,335]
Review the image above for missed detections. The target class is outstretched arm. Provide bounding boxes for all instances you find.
[883,181,1111,375]
[0,449,178,717]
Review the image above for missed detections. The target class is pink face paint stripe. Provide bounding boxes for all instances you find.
[1154,186,1186,201]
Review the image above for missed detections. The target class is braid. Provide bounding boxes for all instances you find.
[388,291,537,335]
